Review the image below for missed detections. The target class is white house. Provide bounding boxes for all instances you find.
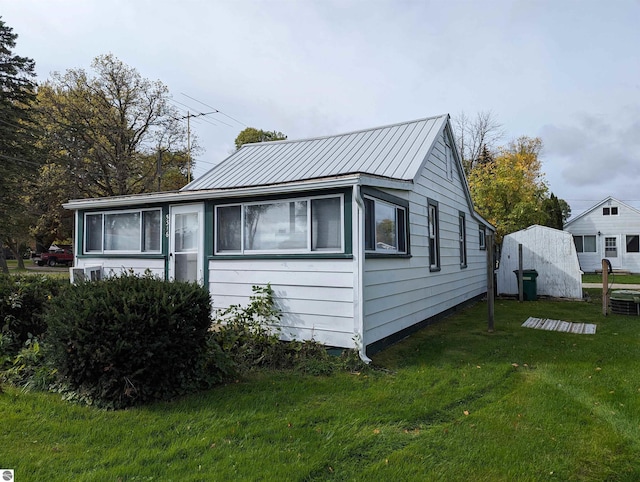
[497,225,582,299]
[63,115,495,358]
[564,196,640,273]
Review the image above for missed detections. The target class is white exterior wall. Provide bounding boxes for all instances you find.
[564,199,640,272]
[208,258,355,348]
[363,131,488,345]
[497,225,582,299]
[74,257,166,279]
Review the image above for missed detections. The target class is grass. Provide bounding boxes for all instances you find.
[4,258,70,279]
[582,273,640,284]
[2,289,640,480]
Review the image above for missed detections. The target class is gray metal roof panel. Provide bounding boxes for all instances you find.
[183,115,449,191]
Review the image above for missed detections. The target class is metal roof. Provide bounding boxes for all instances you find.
[183,115,449,191]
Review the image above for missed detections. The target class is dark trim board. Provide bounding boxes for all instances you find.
[365,293,486,356]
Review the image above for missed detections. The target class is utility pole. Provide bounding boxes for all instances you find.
[174,111,215,184]
[487,234,495,332]
[187,112,191,183]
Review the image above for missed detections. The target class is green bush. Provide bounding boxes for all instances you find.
[212,284,340,375]
[1,336,56,391]
[44,273,224,409]
[0,274,67,354]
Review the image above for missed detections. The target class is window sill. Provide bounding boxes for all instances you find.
[78,253,166,259]
[365,253,412,259]
[210,253,353,260]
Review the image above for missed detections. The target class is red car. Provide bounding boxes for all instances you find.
[38,246,74,267]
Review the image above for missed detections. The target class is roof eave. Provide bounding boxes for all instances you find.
[63,173,413,210]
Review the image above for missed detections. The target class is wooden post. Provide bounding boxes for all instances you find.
[602,259,609,316]
[518,243,524,302]
[487,234,495,332]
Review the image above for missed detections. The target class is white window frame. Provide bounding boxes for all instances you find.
[626,235,640,253]
[83,208,163,255]
[573,235,597,253]
[214,194,344,255]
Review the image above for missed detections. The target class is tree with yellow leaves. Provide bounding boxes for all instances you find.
[468,136,549,241]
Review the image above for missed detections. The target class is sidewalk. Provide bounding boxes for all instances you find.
[583,283,640,289]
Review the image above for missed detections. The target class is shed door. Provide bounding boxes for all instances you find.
[169,204,204,283]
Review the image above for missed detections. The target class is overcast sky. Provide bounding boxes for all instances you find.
[2,0,639,216]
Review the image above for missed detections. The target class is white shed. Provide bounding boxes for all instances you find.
[497,225,582,299]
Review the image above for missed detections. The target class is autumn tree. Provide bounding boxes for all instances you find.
[234,127,287,150]
[33,54,192,245]
[37,54,190,197]
[0,18,39,272]
[453,110,505,176]
[468,136,549,240]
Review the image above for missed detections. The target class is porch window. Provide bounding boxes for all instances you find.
[84,208,162,254]
[626,235,639,253]
[573,235,596,253]
[215,194,343,254]
[245,201,307,251]
[364,196,407,254]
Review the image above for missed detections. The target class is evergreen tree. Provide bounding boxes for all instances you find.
[542,193,564,229]
[0,17,38,272]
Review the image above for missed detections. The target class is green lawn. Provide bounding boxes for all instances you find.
[2,289,640,480]
[582,273,640,284]
[4,258,69,279]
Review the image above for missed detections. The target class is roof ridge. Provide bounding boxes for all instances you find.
[238,114,450,148]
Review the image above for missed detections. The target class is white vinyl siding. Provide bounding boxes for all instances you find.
[363,129,490,346]
[74,258,165,279]
[209,258,355,348]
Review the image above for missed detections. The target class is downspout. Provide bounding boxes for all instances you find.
[354,183,372,364]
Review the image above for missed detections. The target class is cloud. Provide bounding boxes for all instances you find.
[541,110,640,188]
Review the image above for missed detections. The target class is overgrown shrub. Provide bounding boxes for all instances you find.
[1,336,56,391]
[44,272,225,409]
[212,284,351,375]
[0,274,67,355]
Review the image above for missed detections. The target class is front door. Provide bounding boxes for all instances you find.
[604,235,621,269]
[169,204,204,283]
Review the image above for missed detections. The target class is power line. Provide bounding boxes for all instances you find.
[180,93,247,128]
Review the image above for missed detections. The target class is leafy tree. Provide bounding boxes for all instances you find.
[468,136,549,241]
[33,54,192,246]
[37,54,190,198]
[0,18,39,272]
[234,127,287,150]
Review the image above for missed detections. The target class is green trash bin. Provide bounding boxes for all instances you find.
[513,269,539,301]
